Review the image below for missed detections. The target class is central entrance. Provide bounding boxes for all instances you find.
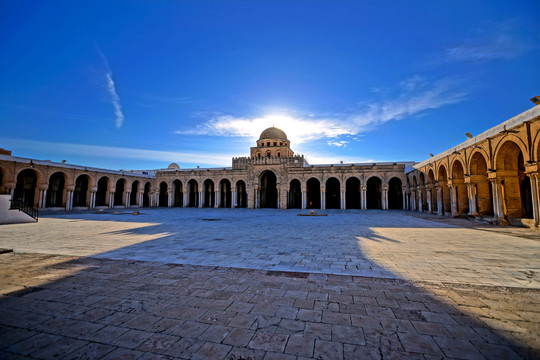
[260,170,277,208]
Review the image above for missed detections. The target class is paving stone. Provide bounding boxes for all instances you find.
[304,322,332,341]
[136,333,180,353]
[100,347,145,360]
[198,325,231,342]
[248,331,289,352]
[284,333,315,357]
[223,327,256,347]
[192,342,232,360]
[398,332,443,355]
[296,309,322,322]
[109,329,154,348]
[331,324,365,345]
[314,339,343,360]
[61,342,116,360]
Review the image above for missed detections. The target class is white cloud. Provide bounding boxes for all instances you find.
[176,115,355,145]
[327,140,348,147]
[105,73,124,128]
[176,76,466,144]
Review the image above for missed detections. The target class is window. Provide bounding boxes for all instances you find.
[274,142,277,146]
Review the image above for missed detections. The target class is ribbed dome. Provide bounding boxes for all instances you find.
[259,127,288,140]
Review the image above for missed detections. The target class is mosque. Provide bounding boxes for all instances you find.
[1,102,540,228]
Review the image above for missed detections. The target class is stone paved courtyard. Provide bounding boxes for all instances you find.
[0,209,539,359]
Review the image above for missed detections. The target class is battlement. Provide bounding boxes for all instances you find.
[233,155,308,169]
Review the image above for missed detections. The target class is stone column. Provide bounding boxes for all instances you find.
[254,187,259,209]
[109,192,114,208]
[198,191,203,208]
[65,187,74,211]
[215,190,219,208]
[426,189,432,213]
[411,191,416,211]
[361,187,367,210]
[530,174,540,227]
[490,179,506,223]
[182,192,187,207]
[320,186,326,210]
[38,185,48,209]
[417,187,423,212]
[341,188,346,210]
[436,187,443,215]
[382,186,388,210]
[301,187,307,209]
[277,188,281,209]
[402,190,407,210]
[232,189,237,208]
[467,184,478,216]
[125,192,130,208]
[449,185,458,217]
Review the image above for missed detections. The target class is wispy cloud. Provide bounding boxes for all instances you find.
[96,46,125,128]
[105,73,124,128]
[175,76,466,144]
[446,20,530,62]
[1,138,233,167]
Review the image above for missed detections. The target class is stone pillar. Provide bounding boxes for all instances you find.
[361,187,367,210]
[214,190,219,208]
[38,186,47,209]
[402,190,407,210]
[411,191,416,211]
[341,188,346,210]
[436,187,443,215]
[301,188,307,209]
[449,185,458,217]
[277,188,280,209]
[530,174,540,227]
[417,187,423,212]
[382,186,388,210]
[467,184,478,216]
[65,189,73,211]
[125,192,130,208]
[254,187,259,209]
[232,189,237,208]
[166,190,171,207]
[198,191,203,208]
[426,189,432,213]
[490,180,506,223]
[320,187,326,210]
[109,192,114,208]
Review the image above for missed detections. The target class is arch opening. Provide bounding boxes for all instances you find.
[74,175,89,207]
[427,170,437,213]
[114,178,126,206]
[203,179,215,207]
[470,152,493,215]
[46,172,65,208]
[326,177,340,209]
[130,181,139,207]
[288,179,301,209]
[96,177,108,207]
[437,166,451,214]
[366,177,382,209]
[143,182,151,207]
[219,179,231,208]
[173,180,183,207]
[388,177,403,209]
[159,181,168,207]
[346,177,361,209]
[451,161,469,215]
[14,169,38,207]
[236,180,247,208]
[260,171,277,208]
[188,180,198,207]
[306,178,321,209]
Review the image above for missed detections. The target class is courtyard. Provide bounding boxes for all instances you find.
[0,209,539,359]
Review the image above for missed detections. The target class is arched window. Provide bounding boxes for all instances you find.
[266,151,271,157]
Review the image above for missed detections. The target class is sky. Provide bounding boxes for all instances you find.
[1,1,539,170]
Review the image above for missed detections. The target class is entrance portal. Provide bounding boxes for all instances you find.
[260,171,277,208]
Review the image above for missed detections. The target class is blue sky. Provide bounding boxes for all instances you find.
[1,1,538,170]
